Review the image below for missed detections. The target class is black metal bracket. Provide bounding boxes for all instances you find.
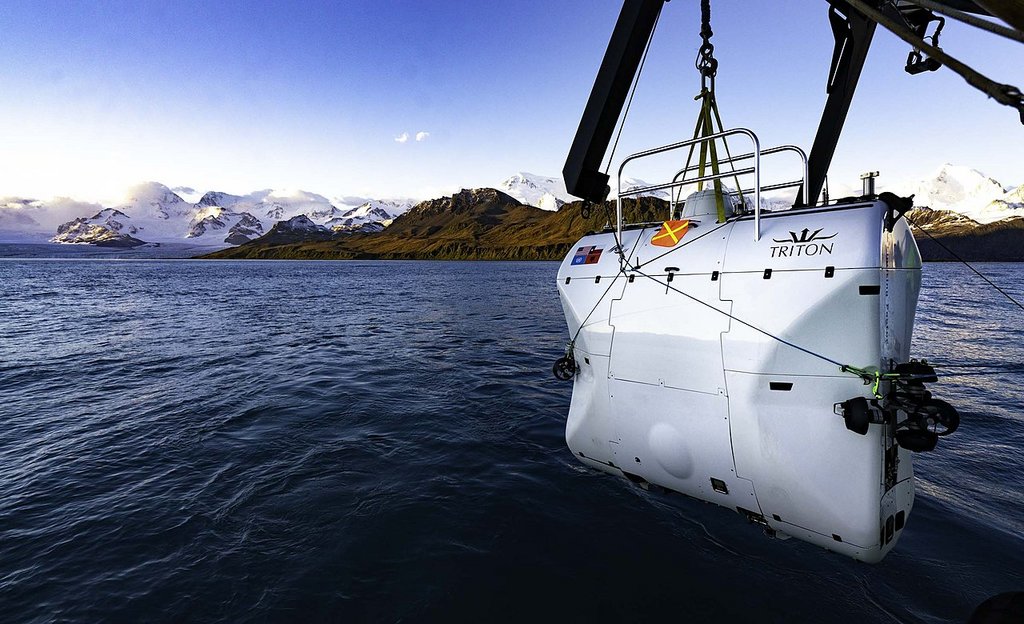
[901,6,945,74]
[880,191,915,232]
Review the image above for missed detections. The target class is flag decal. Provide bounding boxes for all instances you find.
[572,246,603,265]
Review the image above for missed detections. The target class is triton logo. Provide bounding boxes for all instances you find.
[770,227,837,258]
[773,228,838,244]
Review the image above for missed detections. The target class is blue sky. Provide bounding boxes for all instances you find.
[1,0,1021,202]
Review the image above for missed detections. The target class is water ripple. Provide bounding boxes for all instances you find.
[0,259,1021,622]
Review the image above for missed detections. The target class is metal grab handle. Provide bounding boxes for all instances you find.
[670,144,809,214]
[616,128,763,243]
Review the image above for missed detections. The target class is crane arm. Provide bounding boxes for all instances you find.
[565,0,1018,207]
[799,1,878,207]
[562,0,669,203]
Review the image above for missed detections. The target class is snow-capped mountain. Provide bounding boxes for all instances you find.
[324,199,415,231]
[256,214,338,245]
[187,205,265,245]
[741,193,799,212]
[39,183,412,246]
[617,177,670,201]
[499,173,573,211]
[2,164,1017,247]
[890,164,1022,224]
[52,208,146,247]
[277,214,324,232]
[51,207,143,244]
[48,183,201,245]
[125,183,194,221]
[499,171,670,210]
[194,188,341,229]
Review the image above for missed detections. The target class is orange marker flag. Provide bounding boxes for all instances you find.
[651,219,690,248]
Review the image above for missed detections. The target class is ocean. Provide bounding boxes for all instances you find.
[0,258,1021,623]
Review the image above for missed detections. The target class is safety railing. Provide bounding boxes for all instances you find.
[616,128,808,243]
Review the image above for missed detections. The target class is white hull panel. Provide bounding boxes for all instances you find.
[557,201,921,562]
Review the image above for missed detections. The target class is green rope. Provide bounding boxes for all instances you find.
[840,365,903,399]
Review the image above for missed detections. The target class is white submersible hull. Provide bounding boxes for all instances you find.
[556,198,923,562]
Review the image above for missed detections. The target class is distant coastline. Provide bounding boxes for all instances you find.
[1,242,1020,263]
[200,191,1024,263]
[0,242,227,260]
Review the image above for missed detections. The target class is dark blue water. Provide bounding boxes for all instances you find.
[0,259,1021,623]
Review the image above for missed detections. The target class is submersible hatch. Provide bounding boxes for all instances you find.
[543,0,1023,562]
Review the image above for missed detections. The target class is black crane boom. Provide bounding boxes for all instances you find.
[562,0,668,204]
[562,0,1017,206]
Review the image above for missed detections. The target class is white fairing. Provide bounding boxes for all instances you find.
[557,200,922,562]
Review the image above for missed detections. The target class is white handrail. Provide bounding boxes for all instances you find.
[616,128,764,243]
[669,145,808,207]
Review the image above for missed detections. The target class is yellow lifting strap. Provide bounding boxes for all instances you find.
[695,88,728,223]
[684,0,744,224]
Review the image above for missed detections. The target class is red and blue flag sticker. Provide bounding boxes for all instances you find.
[571,246,603,265]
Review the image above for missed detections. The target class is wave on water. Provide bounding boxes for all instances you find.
[0,259,1021,622]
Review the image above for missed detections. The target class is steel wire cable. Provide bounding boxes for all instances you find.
[902,0,1024,44]
[905,214,1024,312]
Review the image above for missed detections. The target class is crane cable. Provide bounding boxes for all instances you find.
[847,0,1024,123]
[680,0,746,223]
[901,0,1024,44]
[904,213,1024,311]
[585,8,662,260]
[553,221,905,394]
[603,10,660,180]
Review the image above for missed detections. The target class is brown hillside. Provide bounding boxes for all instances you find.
[203,190,670,261]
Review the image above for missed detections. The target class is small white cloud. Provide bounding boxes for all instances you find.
[394,132,409,143]
[415,131,430,142]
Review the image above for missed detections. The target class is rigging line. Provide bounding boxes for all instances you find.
[604,10,661,177]
[628,217,734,269]
[566,273,623,349]
[846,0,1024,120]
[905,214,1024,312]
[599,10,660,263]
[677,111,707,206]
[629,267,848,369]
[902,0,1024,44]
[708,98,746,206]
[566,228,649,349]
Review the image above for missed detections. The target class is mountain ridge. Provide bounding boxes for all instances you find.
[204,185,1024,262]
[1,164,1021,258]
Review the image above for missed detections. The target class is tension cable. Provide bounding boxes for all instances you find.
[902,0,1024,45]
[627,267,943,395]
[847,0,1024,123]
[679,0,745,222]
[585,7,663,253]
[553,228,946,393]
[904,214,1024,312]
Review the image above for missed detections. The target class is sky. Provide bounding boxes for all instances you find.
[1,0,1022,204]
